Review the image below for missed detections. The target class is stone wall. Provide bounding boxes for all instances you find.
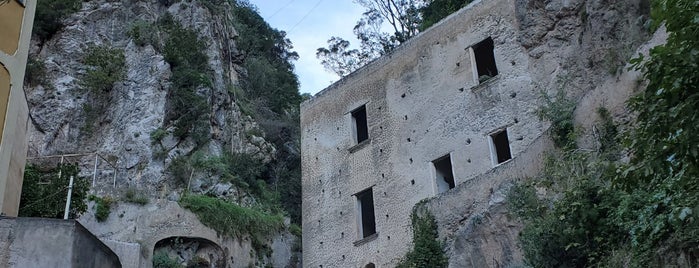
[0,217,121,268]
[301,0,543,266]
[300,0,651,266]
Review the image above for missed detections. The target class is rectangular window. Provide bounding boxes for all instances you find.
[351,105,369,144]
[471,37,498,83]
[489,129,512,165]
[356,187,376,238]
[433,154,455,194]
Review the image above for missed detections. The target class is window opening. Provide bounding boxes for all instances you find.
[489,129,512,165]
[352,105,369,144]
[472,37,498,83]
[356,187,376,238]
[433,154,455,194]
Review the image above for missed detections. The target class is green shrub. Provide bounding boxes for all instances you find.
[88,195,113,222]
[150,128,168,145]
[160,14,211,145]
[396,204,448,268]
[81,45,126,93]
[80,44,126,133]
[122,188,149,205]
[186,256,209,268]
[127,20,160,49]
[33,0,81,41]
[536,89,577,150]
[179,194,284,251]
[19,164,89,218]
[24,57,49,87]
[519,178,624,268]
[419,0,473,30]
[153,251,182,268]
[167,156,194,187]
[505,183,545,221]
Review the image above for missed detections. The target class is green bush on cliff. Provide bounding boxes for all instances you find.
[396,204,448,268]
[179,194,284,255]
[33,0,82,41]
[19,164,89,219]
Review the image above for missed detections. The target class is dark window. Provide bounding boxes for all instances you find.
[433,154,455,193]
[490,129,512,164]
[352,105,368,144]
[356,188,376,238]
[473,37,498,83]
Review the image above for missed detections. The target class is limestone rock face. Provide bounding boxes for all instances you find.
[24,0,294,267]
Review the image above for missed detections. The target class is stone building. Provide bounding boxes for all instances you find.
[0,0,35,216]
[300,0,549,266]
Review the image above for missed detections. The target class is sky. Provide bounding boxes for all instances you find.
[248,0,366,95]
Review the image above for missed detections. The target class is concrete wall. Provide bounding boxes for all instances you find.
[300,0,546,266]
[0,0,35,217]
[0,217,121,268]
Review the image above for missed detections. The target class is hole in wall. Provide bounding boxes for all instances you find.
[351,105,369,144]
[489,129,512,164]
[433,154,456,193]
[472,37,498,83]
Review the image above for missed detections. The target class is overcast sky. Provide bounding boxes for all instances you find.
[248,0,366,95]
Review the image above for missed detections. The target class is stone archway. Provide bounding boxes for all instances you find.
[153,236,226,268]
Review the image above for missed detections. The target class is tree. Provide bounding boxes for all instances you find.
[317,0,472,76]
[19,164,90,219]
[420,0,472,30]
[317,1,424,76]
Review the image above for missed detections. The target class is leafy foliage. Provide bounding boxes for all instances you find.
[19,164,89,219]
[153,251,183,268]
[81,45,127,93]
[536,89,577,150]
[396,204,448,268]
[122,188,149,205]
[127,20,161,49]
[420,0,472,30]
[226,1,304,224]
[24,57,50,88]
[515,1,699,265]
[88,195,113,222]
[614,0,699,261]
[32,0,82,41]
[317,0,472,76]
[179,194,285,252]
[159,14,211,145]
[230,1,302,115]
[80,45,126,133]
[507,142,629,267]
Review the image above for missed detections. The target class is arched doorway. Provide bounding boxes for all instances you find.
[153,236,225,268]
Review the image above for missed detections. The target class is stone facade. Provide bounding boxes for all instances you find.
[301,0,654,265]
[300,0,547,266]
[0,0,35,216]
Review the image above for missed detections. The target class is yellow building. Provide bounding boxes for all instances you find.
[0,0,36,216]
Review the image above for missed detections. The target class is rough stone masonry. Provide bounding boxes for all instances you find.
[300,0,652,266]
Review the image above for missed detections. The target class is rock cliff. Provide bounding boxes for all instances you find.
[23,0,301,267]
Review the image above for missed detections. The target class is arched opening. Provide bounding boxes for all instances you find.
[153,236,225,268]
[364,262,376,268]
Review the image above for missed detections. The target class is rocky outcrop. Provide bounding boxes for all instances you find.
[24,0,297,267]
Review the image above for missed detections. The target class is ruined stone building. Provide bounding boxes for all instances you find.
[301,0,545,266]
[0,0,35,216]
[300,0,652,266]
